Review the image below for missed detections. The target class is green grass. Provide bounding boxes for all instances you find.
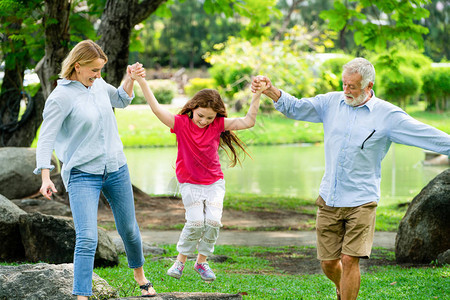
[223,193,316,215]
[93,245,450,299]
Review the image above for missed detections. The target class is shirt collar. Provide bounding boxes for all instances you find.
[57,78,93,90]
[57,78,73,85]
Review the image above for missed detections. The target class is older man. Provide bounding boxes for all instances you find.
[251,57,450,300]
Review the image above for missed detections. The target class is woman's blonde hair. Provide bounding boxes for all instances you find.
[60,40,108,79]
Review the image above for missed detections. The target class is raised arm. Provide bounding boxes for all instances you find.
[132,72,175,129]
[224,81,267,131]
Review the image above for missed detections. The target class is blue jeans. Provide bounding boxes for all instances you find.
[68,164,144,296]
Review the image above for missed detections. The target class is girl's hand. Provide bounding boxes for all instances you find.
[251,75,271,94]
[255,80,268,95]
[127,62,146,80]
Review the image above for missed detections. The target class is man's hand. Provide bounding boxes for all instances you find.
[251,75,281,102]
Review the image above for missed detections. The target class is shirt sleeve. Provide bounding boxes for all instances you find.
[274,90,325,123]
[171,114,183,134]
[389,110,450,155]
[218,116,225,133]
[103,79,133,108]
[34,98,67,174]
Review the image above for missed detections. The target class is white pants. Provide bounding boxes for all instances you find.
[177,179,225,256]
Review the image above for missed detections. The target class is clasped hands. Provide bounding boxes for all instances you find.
[127,62,146,81]
[251,75,272,94]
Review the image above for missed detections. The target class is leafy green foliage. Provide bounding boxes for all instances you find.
[184,78,216,97]
[134,0,279,68]
[317,54,355,92]
[320,0,430,51]
[421,66,450,112]
[205,36,322,102]
[379,67,421,109]
[132,80,177,105]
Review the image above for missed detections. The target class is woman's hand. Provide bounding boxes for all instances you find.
[40,169,57,200]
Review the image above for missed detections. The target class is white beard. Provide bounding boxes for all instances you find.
[344,91,368,107]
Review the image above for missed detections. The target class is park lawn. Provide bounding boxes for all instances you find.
[93,245,450,300]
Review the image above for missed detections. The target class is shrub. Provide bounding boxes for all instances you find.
[372,49,431,102]
[317,55,354,92]
[379,67,421,109]
[421,66,450,112]
[205,37,317,111]
[184,78,216,97]
[132,79,177,105]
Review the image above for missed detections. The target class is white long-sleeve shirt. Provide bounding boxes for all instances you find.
[275,90,450,207]
[34,78,133,188]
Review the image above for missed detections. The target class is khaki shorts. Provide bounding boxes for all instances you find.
[315,196,377,260]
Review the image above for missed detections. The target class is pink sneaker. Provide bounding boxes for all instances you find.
[194,262,216,281]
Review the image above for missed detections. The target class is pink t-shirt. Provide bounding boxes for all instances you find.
[171,114,225,184]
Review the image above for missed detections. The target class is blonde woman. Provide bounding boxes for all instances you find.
[34,40,156,298]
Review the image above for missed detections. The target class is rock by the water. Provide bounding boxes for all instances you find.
[19,212,118,267]
[0,263,116,300]
[0,194,26,261]
[395,169,450,263]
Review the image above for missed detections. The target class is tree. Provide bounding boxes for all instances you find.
[135,0,245,69]
[0,0,46,146]
[0,0,277,147]
[320,0,430,52]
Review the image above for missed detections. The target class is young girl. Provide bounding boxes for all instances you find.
[132,70,266,282]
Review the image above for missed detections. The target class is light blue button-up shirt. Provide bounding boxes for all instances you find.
[275,90,450,207]
[34,78,133,189]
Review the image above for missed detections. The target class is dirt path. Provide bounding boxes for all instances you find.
[98,193,316,231]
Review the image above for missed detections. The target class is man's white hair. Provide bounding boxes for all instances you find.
[343,58,375,89]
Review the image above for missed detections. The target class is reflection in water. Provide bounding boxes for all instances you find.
[124,144,447,201]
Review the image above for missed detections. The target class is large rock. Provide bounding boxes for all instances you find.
[0,194,26,261]
[11,198,72,217]
[395,169,450,263]
[0,147,57,199]
[19,212,119,267]
[0,263,117,300]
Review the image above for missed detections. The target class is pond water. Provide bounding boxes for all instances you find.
[124,144,447,202]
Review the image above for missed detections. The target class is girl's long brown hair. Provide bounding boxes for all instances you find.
[179,89,249,167]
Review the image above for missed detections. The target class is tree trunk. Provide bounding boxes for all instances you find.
[0,20,27,146]
[35,0,71,100]
[97,0,168,87]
